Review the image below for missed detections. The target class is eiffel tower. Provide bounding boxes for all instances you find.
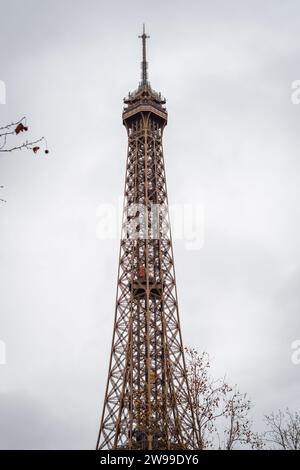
[96,26,196,450]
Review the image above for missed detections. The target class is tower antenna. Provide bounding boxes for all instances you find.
[138,23,150,85]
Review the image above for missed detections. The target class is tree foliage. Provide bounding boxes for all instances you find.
[185,347,263,449]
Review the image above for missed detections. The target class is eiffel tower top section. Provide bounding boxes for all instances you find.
[123,25,168,126]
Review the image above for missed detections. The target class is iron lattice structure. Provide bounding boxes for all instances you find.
[96,26,196,450]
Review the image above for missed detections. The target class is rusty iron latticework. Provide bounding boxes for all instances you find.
[96,26,196,450]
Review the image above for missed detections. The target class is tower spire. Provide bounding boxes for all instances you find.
[139,24,150,86]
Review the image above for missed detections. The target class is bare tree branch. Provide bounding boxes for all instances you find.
[264,409,300,450]
[0,136,46,153]
[183,347,263,450]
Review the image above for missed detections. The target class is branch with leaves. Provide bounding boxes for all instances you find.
[0,117,49,154]
[0,117,50,203]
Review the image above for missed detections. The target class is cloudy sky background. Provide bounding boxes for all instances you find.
[0,0,300,449]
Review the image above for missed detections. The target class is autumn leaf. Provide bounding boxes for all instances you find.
[15,123,28,135]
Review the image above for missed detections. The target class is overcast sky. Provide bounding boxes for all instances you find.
[0,0,300,449]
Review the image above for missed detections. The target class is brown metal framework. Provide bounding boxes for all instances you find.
[96,26,196,450]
